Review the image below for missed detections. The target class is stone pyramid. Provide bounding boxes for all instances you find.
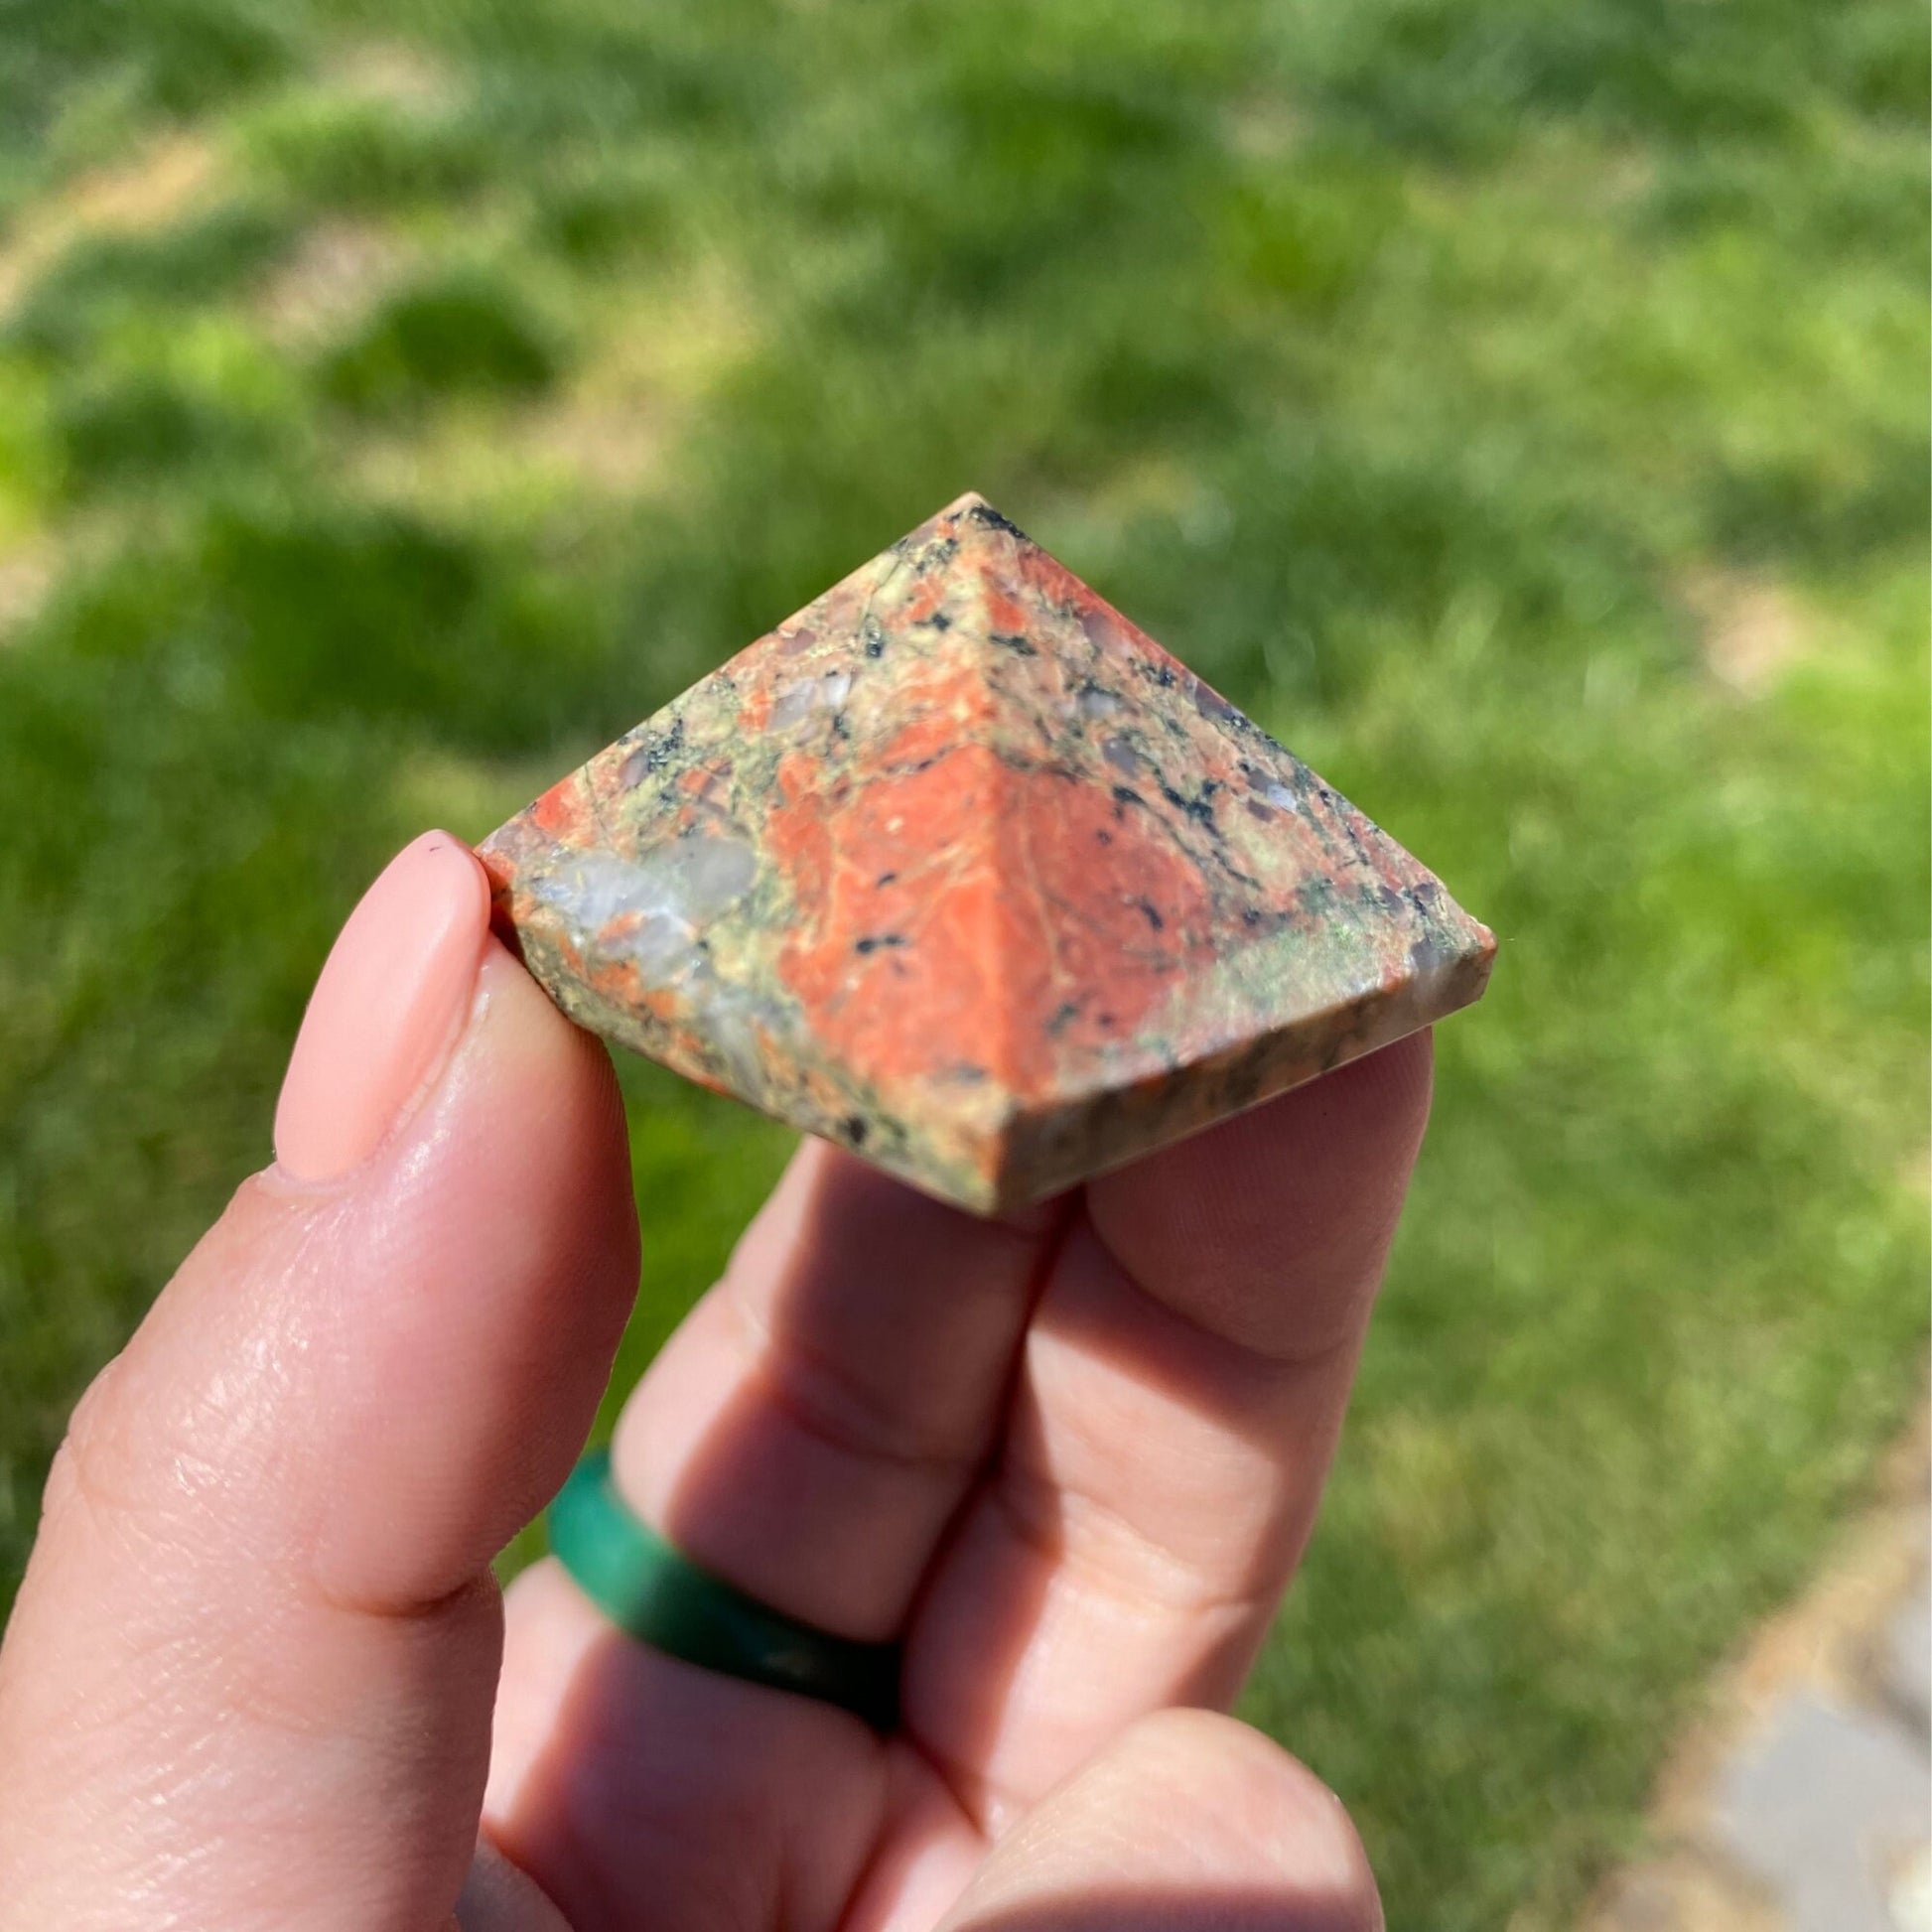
[480,492,1494,1212]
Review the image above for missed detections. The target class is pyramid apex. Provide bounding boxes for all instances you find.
[918,489,1033,548]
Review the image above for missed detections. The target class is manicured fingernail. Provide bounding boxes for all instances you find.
[274,832,490,1183]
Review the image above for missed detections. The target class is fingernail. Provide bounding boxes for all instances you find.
[274,832,490,1183]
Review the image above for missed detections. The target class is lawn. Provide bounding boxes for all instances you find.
[0,1,1926,1924]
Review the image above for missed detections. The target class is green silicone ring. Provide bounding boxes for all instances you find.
[548,1449,900,1731]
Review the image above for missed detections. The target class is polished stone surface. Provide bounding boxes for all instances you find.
[481,492,1494,1212]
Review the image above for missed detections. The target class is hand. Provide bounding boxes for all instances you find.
[0,831,1432,1932]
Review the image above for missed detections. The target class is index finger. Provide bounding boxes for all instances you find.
[901,1029,1435,1830]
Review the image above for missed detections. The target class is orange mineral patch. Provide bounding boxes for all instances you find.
[769,744,1012,1088]
[763,745,1215,1104]
[529,772,590,841]
[999,762,1214,1090]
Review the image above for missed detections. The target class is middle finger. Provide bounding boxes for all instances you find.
[612,1137,1067,1640]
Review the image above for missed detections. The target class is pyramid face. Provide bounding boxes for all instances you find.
[480,493,1494,1213]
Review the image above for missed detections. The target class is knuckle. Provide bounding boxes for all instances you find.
[42,1351,139,1529]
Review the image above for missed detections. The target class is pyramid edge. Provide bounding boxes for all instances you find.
[981,914,1497,1214]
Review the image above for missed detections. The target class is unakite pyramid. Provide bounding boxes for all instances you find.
[480,493,1494,1213]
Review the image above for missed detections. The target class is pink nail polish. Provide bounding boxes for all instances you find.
[273,832,491,1183]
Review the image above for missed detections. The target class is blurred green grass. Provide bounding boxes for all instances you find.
[0,1,1925,1924]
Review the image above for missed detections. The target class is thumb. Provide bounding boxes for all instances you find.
[0,832,638,1932]
[936,1710,1382,1932]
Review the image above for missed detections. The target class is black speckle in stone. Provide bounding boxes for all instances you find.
[1112,784,1147,810]
[855,933,907,955]
[1213,852,1264,891]
[843,1115,869,1147]
[1131,896,1165,931]
[966,501,1030,541]
[1192,679,1253,734]
[876,870,898,887]
[620,715,688,788]
[1161,782,1221,835]
[919,610,952,630]
[648,717,686,769]
[989,631,1037,656]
